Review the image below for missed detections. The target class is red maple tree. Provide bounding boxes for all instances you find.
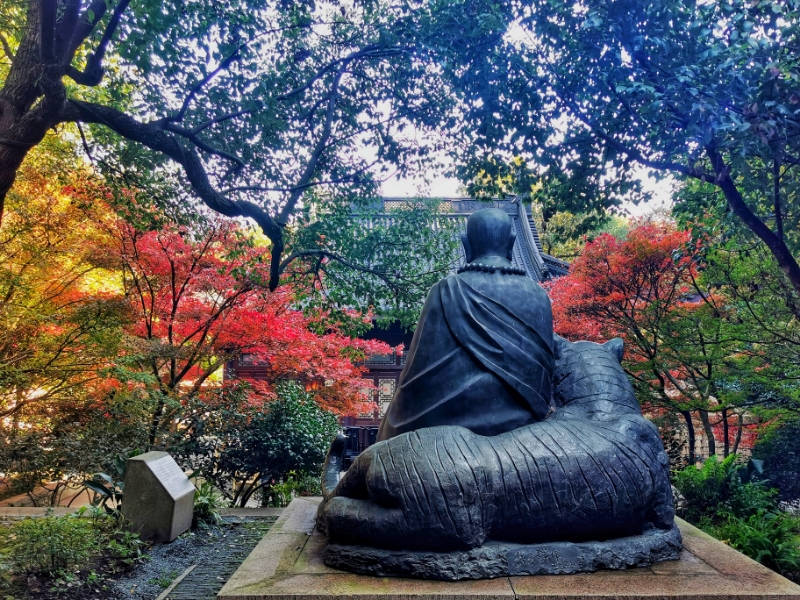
[547,222,698,339]
[546,222,762,464]
[107,218,391,443]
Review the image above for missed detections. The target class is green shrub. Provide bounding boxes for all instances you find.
[0,510,146,599]
[105,527,147,568]
[261,471,323,507]
[4,513,97,573]
[0,400,149,508]
[291,472,323,497]
[83,452,139,517]
[673,454,776,524]
[193,480,223,527]
[174,381,340,507]
[673,455,800,576]
[753,418,800,502]
[262,479,295,508]
[710,511,800,573]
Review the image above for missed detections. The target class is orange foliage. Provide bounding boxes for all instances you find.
[0,162,122,420]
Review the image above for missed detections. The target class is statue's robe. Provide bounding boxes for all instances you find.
[378,269,556,441]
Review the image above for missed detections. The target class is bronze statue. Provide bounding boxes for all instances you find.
[318,208,681,580]
[378,208,554,440]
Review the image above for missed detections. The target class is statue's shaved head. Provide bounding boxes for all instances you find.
[464,208,516,261]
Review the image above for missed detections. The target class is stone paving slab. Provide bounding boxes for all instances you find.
[165,517,279,600]
[218,498,800,600]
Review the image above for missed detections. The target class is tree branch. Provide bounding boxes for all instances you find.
[0,32,14,61]
[171,22,321,120]
[163,122,245,168]
[545,69,713,181]
[171,51,241,124]
[75,121,94,163]
[190,108,252,135]
[276,66,345,226]
[279,249,405,291]
[274,45,407,103]
[774,156,783,241]
[66,0,130,86]
[559,93,708,179]
[219,185,288,194]
[67,0,107,59]
[65,99,285,279]
[0,137,38,148]
[275,59,347,101]
[705,141,800,296]
[219,161,378,194]
[266,56,374,292]
[40,0,57,61]
[55,0,81,62]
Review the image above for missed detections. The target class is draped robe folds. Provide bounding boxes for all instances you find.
[378,270,556,441]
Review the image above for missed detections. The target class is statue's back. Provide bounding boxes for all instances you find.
[378,268,555,441]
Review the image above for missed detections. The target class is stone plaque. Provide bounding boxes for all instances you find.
[123,451,195,542]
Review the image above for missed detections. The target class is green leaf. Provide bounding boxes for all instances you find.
[83,480,111,497]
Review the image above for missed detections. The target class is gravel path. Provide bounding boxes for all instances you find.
[108,517,275,600]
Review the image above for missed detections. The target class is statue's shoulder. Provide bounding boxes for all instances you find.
[437,273,473,289]
[516,275,547,291]
[419,277,449,307]
[451,270,545,291]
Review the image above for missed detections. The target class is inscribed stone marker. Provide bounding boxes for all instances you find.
[123,451,195,542]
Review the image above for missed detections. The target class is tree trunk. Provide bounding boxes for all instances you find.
[731,412,744,456]
[240,481,266,508]
[680,410,696,465]
[699,409,716,457]
[0,1,70,220]
[722,408,730,457]
[149,394,165,447]
[230,476,247,508]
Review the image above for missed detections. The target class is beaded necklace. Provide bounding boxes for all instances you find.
[457,262,526,276]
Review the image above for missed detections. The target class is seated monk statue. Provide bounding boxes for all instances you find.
[378,208,555,440]
[318,208,680,580]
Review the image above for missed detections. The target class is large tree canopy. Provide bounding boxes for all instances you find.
[456,0,800,298]
[0,0,508,290]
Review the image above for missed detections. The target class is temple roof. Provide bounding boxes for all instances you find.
[377,198,569,281]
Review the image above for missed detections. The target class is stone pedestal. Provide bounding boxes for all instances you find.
[123,451,195,543]
[218,497,800,600]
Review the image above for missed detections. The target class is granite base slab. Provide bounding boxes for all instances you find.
[218,497,800,600]
[324,524,682,580]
